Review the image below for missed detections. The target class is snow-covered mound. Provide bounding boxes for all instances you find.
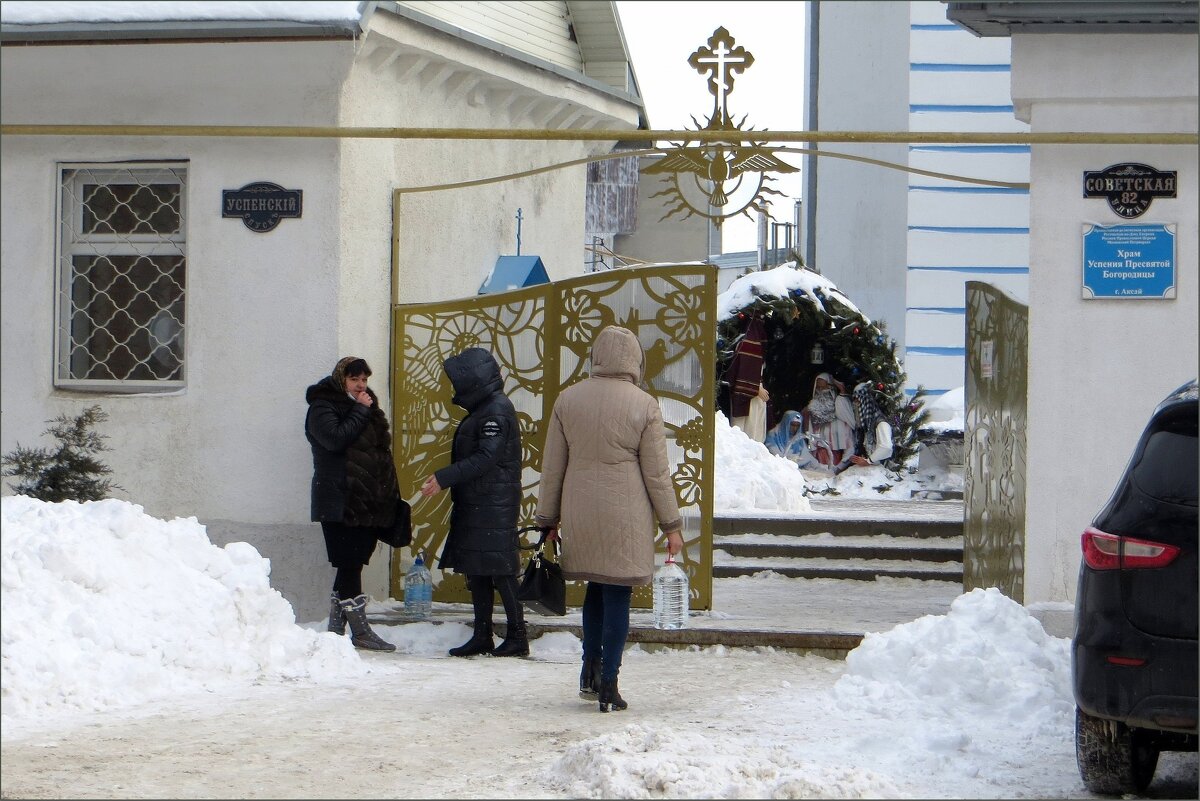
[1,496,366,728]
[714,412,812,514]
[921,386,965,434]
[835,587,1072,730]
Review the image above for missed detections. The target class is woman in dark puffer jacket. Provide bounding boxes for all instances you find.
[306,356,400,652]
[420,347,526,658]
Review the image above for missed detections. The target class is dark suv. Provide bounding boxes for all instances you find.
[1073,379,1198,794]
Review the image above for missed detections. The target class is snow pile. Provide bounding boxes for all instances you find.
[713,412,812,514]
[548,721,903,799]
[545,589,1078,798]
[1,496,366,727]
[716,262,863,321]
[835,585,1080,733]
[922,386,966,434]
[713,410,962,504]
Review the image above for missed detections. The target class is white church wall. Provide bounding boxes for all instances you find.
[903,352,966,392]
[904,2,1029,397]
[909,27,1012,63]
[908,189,1028,228]
[909,148,1029,186]
[907,229,1028,269]
[0,39,351,525]
[906,267,1028,307]
[1,39,355,621]
[906,310,966,347]
[909,71,1014,106]
[1013,32,1198,605]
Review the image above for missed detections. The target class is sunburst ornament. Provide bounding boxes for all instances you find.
[645,27,798,227]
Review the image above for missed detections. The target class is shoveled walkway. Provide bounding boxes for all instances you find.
[370,498,967,658]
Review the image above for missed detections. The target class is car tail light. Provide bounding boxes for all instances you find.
[1105,655,1148,666]
[1082,527,1181,570]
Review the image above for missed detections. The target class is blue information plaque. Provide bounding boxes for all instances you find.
[1082,223,1176,299]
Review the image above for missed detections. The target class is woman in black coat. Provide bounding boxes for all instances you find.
[419,347,526,658]
[306,356,400,652]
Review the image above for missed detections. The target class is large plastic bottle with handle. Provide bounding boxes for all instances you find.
[652,554,688,630]
[404,554,433,621]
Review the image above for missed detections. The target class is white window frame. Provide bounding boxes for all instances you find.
[54,161,188,392]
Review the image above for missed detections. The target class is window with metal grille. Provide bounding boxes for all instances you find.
[55,163,187,390]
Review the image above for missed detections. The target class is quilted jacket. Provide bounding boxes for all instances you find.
[535,326,682,586]
[434,348,523,576]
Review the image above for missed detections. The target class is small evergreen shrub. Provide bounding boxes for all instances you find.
[2,405,120,502]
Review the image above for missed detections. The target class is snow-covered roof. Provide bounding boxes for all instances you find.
[716,262,865,323]
[0,1,366,40]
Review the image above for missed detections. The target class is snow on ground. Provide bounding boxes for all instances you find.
[714,412,812,513]
[716,408,962,505]
[4,496,1196,797]
[2,391,1194,797]
[0,496,366,727]
[923,386,966,433]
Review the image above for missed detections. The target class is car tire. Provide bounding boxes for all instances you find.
[1075,707,1159,794]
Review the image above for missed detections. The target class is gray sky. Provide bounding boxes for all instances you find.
[616,1,808,253]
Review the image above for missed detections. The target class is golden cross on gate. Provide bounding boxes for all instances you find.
[688,27,754,124]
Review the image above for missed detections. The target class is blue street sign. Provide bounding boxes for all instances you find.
[1082,223,1176,299]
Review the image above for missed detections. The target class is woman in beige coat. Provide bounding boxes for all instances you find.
[537,326,683,712]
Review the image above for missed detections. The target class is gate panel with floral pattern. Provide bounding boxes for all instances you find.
[392,264,716,609]
[963,281,1028,601]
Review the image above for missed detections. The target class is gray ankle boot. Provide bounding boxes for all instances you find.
[339,594,396,652]
[327,592,346,635]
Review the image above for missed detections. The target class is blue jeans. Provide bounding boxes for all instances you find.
[582,581,633,681]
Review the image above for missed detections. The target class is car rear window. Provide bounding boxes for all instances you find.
[1131,407,1198,506]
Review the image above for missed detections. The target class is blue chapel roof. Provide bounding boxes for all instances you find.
[479,255,549,295]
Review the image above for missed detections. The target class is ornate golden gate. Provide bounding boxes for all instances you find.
[963,281,1029,601]
[391,263,716,610]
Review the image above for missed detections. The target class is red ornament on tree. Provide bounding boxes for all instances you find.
[876,382,885,390]
[853,327,860,335]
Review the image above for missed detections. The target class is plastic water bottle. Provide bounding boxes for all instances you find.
[652,554,688,630]
[404,554,433,621]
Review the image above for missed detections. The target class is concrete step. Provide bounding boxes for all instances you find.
[713,509,965,581]
[712,563,963,582]
[368,609,865,658]
[715,540,963,563]
[714,516,962,539]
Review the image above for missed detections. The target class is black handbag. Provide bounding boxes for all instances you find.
[516,527,566,616]
[377,497,412,548]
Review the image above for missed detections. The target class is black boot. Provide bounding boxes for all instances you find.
[340,594,396,652]
[579,656,601,700]
[598,677,627,713]
[492,622,529,658]
[449,623,494,657]
[327,592,346,635]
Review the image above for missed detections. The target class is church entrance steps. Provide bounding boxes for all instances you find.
[713,497,965,582]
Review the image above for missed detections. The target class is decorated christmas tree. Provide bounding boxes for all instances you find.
[716,262,930,469]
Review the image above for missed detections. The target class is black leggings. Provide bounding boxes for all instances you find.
[467,574,524,628]
[332,565,363,600]
[322,522,377,600]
